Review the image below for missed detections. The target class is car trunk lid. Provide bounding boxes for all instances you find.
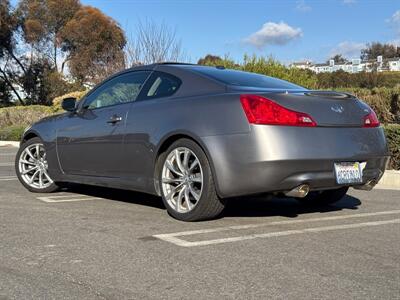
[248,90,370,127]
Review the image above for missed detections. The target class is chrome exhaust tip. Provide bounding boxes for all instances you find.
[285,184,310,198]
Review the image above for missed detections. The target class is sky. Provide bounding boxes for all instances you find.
[60,0,400,64]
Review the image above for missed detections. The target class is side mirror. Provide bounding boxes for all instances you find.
[61,97,77,112]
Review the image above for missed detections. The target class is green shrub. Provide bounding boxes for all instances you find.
[384,124,400,170]
[0,125,26,141]
[337,87,400,124]
[0,105,54,128]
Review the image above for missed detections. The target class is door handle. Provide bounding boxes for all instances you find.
[107,115,122,124]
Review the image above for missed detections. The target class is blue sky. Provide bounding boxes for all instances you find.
[62,1,400,63]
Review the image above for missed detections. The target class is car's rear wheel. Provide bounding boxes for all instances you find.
[15,137,59,193]
[159,139,225,221]
[297,187,349,206]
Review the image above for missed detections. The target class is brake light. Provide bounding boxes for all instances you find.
[240,94,317,127]
[363,110,380,127]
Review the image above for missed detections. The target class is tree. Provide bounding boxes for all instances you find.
[1,0,126,105]
[0,78,12,106]
[17,0,80,71]
[361,42,400,60]
[197,54,223,65]
[125,20,186,67]
[59,6,126,84]
[0,0,24,103]
[329,54,347,64]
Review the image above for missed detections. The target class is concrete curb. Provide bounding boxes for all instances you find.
[0,141,19,147]
[375,170,400,190]
[1,140,399,189]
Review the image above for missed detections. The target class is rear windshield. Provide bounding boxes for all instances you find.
[189,67,304,90]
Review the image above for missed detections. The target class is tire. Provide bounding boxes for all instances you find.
[15,137,59,193]
[158,138,225,221]
[297,187,349,206]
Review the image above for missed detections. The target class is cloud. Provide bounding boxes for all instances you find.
[296,0,312,12]
[330,41,365,58]
[387,10,400,37]
[342,0,357,4]
[244,22,303,49]
[388,10,400,23]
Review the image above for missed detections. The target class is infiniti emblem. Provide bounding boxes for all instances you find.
[331,105,344,113]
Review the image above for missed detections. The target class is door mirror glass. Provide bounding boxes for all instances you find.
[62,97,77,112]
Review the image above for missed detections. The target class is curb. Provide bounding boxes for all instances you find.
[0,141,19,147]
[1,140,399,189]
[375,170,400,190]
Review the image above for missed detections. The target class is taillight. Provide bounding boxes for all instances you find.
[240,94,317,127]
[363,110,380,127]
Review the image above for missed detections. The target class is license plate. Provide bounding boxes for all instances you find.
[334,162,363,185]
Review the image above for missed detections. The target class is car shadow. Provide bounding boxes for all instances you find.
[60,184,361,219]
[223,194,361,218]
[61,183,165,209]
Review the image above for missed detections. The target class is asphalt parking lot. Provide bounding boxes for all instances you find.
[1,145,399,299]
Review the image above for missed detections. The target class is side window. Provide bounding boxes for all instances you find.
[84,71,150,110]
[143,72,181,100]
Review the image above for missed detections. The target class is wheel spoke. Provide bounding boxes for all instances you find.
[22,166,38,175]
[29,170,40,184]
[191,174,202,183]
[21,159,36,166]
[36,144,40,159]
[39,171,43,188]
[189,184,201,201]
[174,149,185,174]
[183,149,189,170]
[43,171,52,182]
[176,186,185,212]
[165,160,183,177]
[165,186,177,201]
[189,159,198,172]
[25,148,35,160]
[162,177,184,184]
[184,186,192,210]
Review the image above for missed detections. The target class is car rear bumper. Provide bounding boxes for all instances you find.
[202,125,389,198]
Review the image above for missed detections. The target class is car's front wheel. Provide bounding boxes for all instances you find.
[15,137,59,193]
[159,139,225,221]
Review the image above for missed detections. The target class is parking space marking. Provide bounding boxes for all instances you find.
[155,219,400,247]
[154,210,400,247]
[0,163,14,166]
[0,176,18,181]
[37,194,103,203]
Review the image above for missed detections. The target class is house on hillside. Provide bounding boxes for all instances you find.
[290,56,400,73]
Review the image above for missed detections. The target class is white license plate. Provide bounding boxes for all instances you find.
[334,162,363,185]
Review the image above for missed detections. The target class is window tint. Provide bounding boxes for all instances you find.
[189,67,304,90]
[84,71,150,109]
[143,72,181,99]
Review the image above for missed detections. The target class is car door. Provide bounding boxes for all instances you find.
[56,71,151,177]
[122,71,182,189]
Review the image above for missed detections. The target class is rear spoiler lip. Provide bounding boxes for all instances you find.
[303,90,356,99]
[226,86,357,99]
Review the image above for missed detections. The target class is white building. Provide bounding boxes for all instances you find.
[290,56,400,73]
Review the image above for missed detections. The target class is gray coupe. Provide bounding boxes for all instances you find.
[15,63,389,221]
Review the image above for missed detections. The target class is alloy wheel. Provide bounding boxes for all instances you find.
[161,147,203,213]
[18,143,53,189]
